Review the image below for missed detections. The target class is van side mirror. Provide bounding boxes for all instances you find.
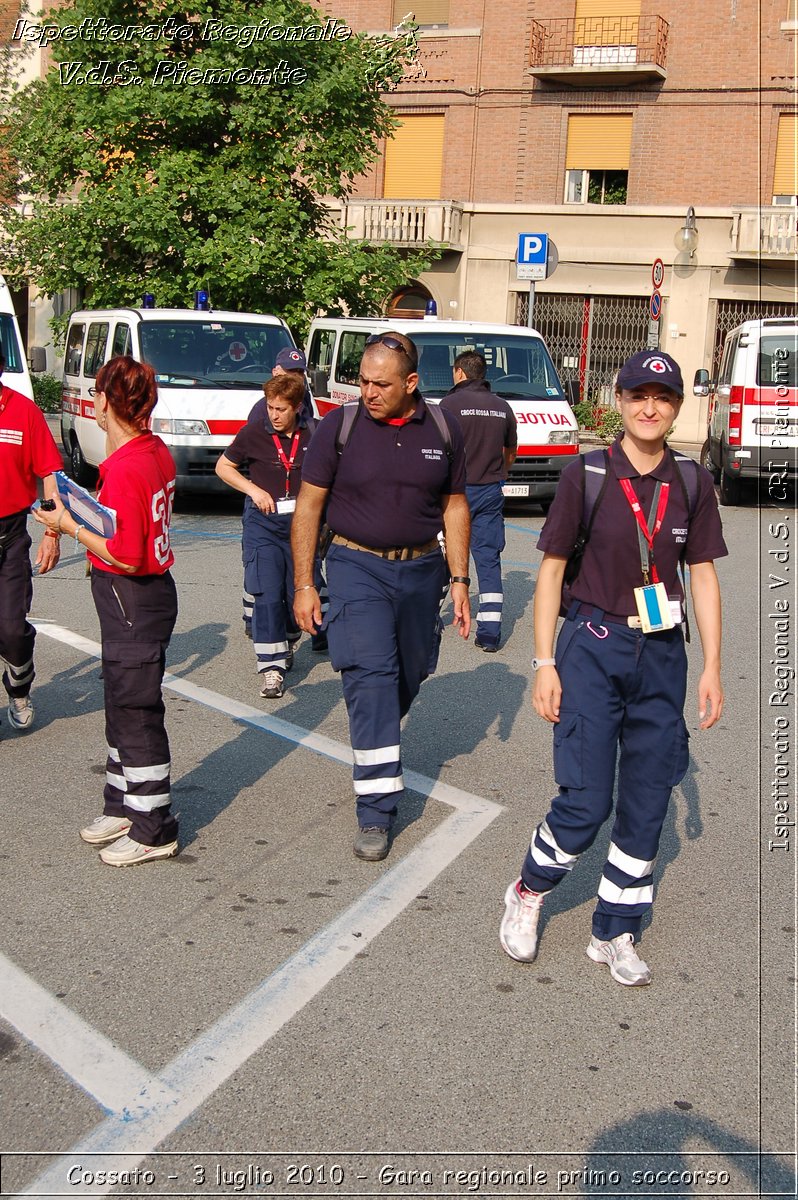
[29,346,47,373]
[692,368,710,398]
[309,368,329,397]
[563,378,580,407]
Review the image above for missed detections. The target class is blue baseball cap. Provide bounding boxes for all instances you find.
[275,347,307,371]
[616,351,684,397]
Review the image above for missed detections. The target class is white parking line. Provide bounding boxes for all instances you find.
[9,622,503,1197]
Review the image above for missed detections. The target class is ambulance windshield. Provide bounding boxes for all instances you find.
[140,320,294,389]
[413,333,565,400]
[0,314,26,376]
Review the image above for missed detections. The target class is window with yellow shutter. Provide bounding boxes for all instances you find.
[392,0,448,26]
[564,114,632,204]
[773,114,797,203]
[383,115,445,200]
[573,0,641,64]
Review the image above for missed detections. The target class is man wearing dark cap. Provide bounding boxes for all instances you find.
[441,350,517,651]
[499,349,727,987]
[291,331,471,862]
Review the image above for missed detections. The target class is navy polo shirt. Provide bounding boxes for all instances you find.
[224,420,313,499]
[301,396,467,548]
[539,436,728,618]
[440,379,517,485]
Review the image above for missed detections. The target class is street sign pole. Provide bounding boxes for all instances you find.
[527,281,536,328]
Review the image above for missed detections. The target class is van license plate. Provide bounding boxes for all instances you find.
[758,423,797,437]
[503,484,530,497]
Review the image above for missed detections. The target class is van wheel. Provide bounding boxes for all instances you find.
[700,439,720,483]
[70,437,97,488]
[718,469,741,507]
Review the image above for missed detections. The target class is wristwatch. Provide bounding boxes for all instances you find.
[532,657,556,670]
[450,575,471,586]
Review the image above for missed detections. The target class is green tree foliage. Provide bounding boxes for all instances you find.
[0,0,435,335]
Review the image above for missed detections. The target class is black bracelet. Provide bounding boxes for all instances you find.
[450,575,471,586]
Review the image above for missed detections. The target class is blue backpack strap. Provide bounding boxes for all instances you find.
[669,449,699,517]
[582,448,610,532]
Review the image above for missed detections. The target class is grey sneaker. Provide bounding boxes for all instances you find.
[353,826,389,861]
[80,814,132,845]
[586,932,652,986]
[259,669,284,699]
[99,834,179,867]
[499,879,544,962]
[7,694,34,730]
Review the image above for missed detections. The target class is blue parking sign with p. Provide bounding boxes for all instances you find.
[517,233,548,265]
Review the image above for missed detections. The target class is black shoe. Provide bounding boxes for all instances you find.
[475,638,499,653]
[244,621,252,640]
[311,635,328,654]
[353,826,390,861]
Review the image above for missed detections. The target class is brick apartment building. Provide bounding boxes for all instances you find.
[5,1,796,441]
[327,0,797,440]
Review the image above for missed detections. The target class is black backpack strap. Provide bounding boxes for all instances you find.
[334,400,362,455]
[563,449,609,588]
[668,448,700,644]
[425,402,454,463]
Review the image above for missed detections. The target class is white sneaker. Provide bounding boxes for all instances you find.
[499,879,545,962]
[7,695,34,730]
[99,834,179,867]
[586,932,652,986]
[259,669,284,699]
[80,815,132,845]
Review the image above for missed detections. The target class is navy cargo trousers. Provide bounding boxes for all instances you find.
[91,569,178,848]
[521,606,690,941]
[324,543,448,830]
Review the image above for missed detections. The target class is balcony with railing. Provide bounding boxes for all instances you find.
[729,206,797,262]
[340,200,463,248]
[529,16,669,86]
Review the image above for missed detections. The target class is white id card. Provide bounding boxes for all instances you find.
[276,497,296,515]
[634,582,675,633]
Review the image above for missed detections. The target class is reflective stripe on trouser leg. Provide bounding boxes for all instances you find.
[325,545,446,828]
[92,570,178,848]
[466,482,505,647]
[521,616,623,894]
[0,526,35,697]
[104,743,171,814]
[592,627,688,940]
[243,509,294,672]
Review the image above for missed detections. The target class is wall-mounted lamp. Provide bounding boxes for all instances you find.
[674,206,699,257]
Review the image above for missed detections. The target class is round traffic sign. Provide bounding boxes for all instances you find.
[652,258,665,289]
[649,290,662,321]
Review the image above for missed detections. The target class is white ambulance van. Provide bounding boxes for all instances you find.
[61,303,296,490]
[695,317,798,505]
[305,316,578,504]
[0,274,35,401]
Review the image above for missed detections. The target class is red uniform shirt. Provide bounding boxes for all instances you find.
[0,385,63,517]
[89,433,176,576]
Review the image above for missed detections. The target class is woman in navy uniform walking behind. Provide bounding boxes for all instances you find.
[35,356,179,866]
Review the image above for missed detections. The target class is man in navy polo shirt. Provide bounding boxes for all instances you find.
[292,331,472,861]
[441,351,517,651]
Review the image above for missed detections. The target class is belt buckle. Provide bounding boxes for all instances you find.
[627,615,642,629]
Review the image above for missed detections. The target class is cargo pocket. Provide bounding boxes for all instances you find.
[668,718,690,787]
[323,599,358,672]
[552,711,583,790]
[102,641,164,709]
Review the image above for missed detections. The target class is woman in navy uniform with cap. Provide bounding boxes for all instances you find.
[500,350,727,986]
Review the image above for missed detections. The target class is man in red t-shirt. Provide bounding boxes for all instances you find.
[0,355,63,731]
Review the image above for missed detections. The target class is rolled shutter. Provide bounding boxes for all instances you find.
[565,115,633,170]
[383,115,445,199]
[773,114,798,196]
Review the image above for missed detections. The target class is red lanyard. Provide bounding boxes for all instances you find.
[271,431,300,497]
[618,477,670,584]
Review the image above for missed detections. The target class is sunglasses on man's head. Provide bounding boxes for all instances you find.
[365,334,418,368]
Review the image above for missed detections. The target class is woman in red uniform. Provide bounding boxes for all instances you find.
[34,356,179,866]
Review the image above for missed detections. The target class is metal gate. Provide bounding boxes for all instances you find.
[516,292,650,404]
[713,299,797,376]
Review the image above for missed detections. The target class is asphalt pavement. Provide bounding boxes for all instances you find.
[0,431,794,1199]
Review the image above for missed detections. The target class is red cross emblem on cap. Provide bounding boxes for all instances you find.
[289,351,300,361]
[649,359,667,373]
[229,341,247,362]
